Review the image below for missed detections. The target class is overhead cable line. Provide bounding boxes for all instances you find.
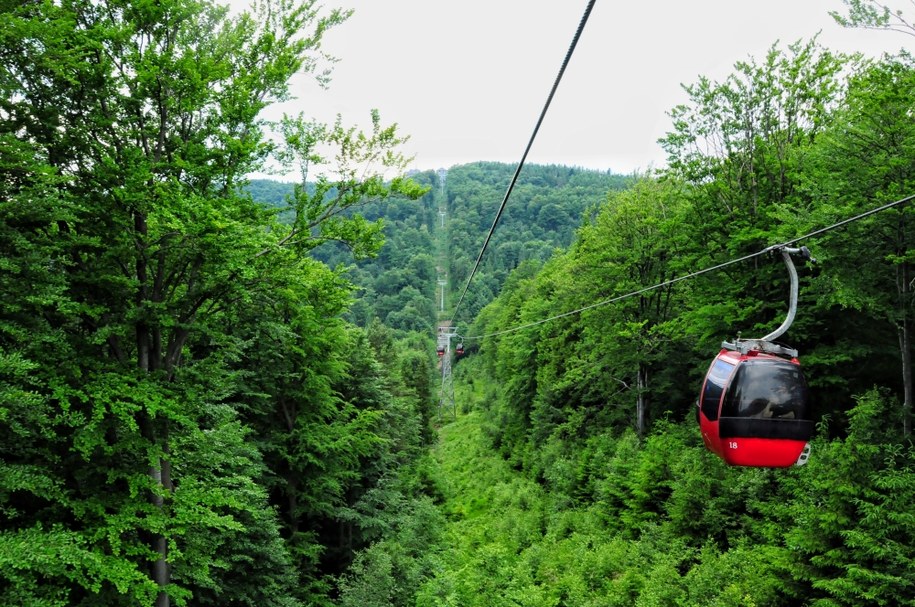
[464,192,915,341]
[449,0,597,325]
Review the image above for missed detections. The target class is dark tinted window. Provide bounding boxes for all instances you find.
[721,360,808,420]
[700,359,734,421]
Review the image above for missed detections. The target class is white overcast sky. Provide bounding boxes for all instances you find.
[233,0,909,176]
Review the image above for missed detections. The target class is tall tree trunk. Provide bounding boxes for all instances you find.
[899,319,913,438]
[897,251,913,437]
[138,412,171,607]
[636,364,648,438]
[150,462,170,607]
[136,210,172,606]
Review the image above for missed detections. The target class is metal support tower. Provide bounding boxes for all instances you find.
[437,168,447,197]
[438,329,457,419]
[437,278,447,311]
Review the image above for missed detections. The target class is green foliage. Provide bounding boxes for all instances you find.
[168,405,304,607]
[831,0,915,38]
[418,46,915,607]
[470,177,695,478]
[0,0,429,604]
[793,53,915,431]
[4,1,915,605]
[411,383,915,607]
[0,525,157,607]
[785,389,915,606]
[338,496,445,607]
[446,162,634,323]
[275,110,429,260]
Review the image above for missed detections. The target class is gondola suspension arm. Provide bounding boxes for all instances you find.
[723,246,815,358]
[760,246,815,343]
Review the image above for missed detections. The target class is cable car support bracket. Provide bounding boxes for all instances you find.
[722,245,815,359]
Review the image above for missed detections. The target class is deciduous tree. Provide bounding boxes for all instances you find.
[0,0,421,604]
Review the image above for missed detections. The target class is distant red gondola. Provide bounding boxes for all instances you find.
[455,343,464,355]
[436,345,445,358]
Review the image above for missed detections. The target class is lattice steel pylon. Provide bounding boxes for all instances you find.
[438,330,456,419]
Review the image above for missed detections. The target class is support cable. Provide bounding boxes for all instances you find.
[450,0,597,324]
[463,192,915,341]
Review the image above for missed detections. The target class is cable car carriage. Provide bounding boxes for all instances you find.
[455,342,464,356]
[436,345,445,358]
[697,246,815,467]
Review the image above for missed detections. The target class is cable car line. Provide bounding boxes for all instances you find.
[449,0,597,326]
[463,247,766,341]
[462,191,915,341]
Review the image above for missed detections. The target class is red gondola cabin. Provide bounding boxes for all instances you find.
[697,346,813,467]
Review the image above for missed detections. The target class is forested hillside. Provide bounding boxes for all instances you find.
[247,173,441,333]
[3,0,915,606]
[444,163,633,324]
[247,164,631,335]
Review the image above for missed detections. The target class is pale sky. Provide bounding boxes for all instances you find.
[237,0,909,176]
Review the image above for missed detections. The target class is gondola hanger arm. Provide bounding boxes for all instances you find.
[759,246,814,343]
[722,246,814,358]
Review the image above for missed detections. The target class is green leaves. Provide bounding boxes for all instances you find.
[662,38,846,237]
[2,0,427,604]
[830,0,915,38]
[413,382,915,607]
[0,525,157,606]
[272,111,428,260]
[783,390,915,606]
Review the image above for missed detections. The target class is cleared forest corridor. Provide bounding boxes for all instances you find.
[414,354,915,607]
[417,381,696,607]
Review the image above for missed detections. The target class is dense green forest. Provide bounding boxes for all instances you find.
[442,164,633,324]
[246,165,631,335]
[2,0,915,606]
[0,1,434,605]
